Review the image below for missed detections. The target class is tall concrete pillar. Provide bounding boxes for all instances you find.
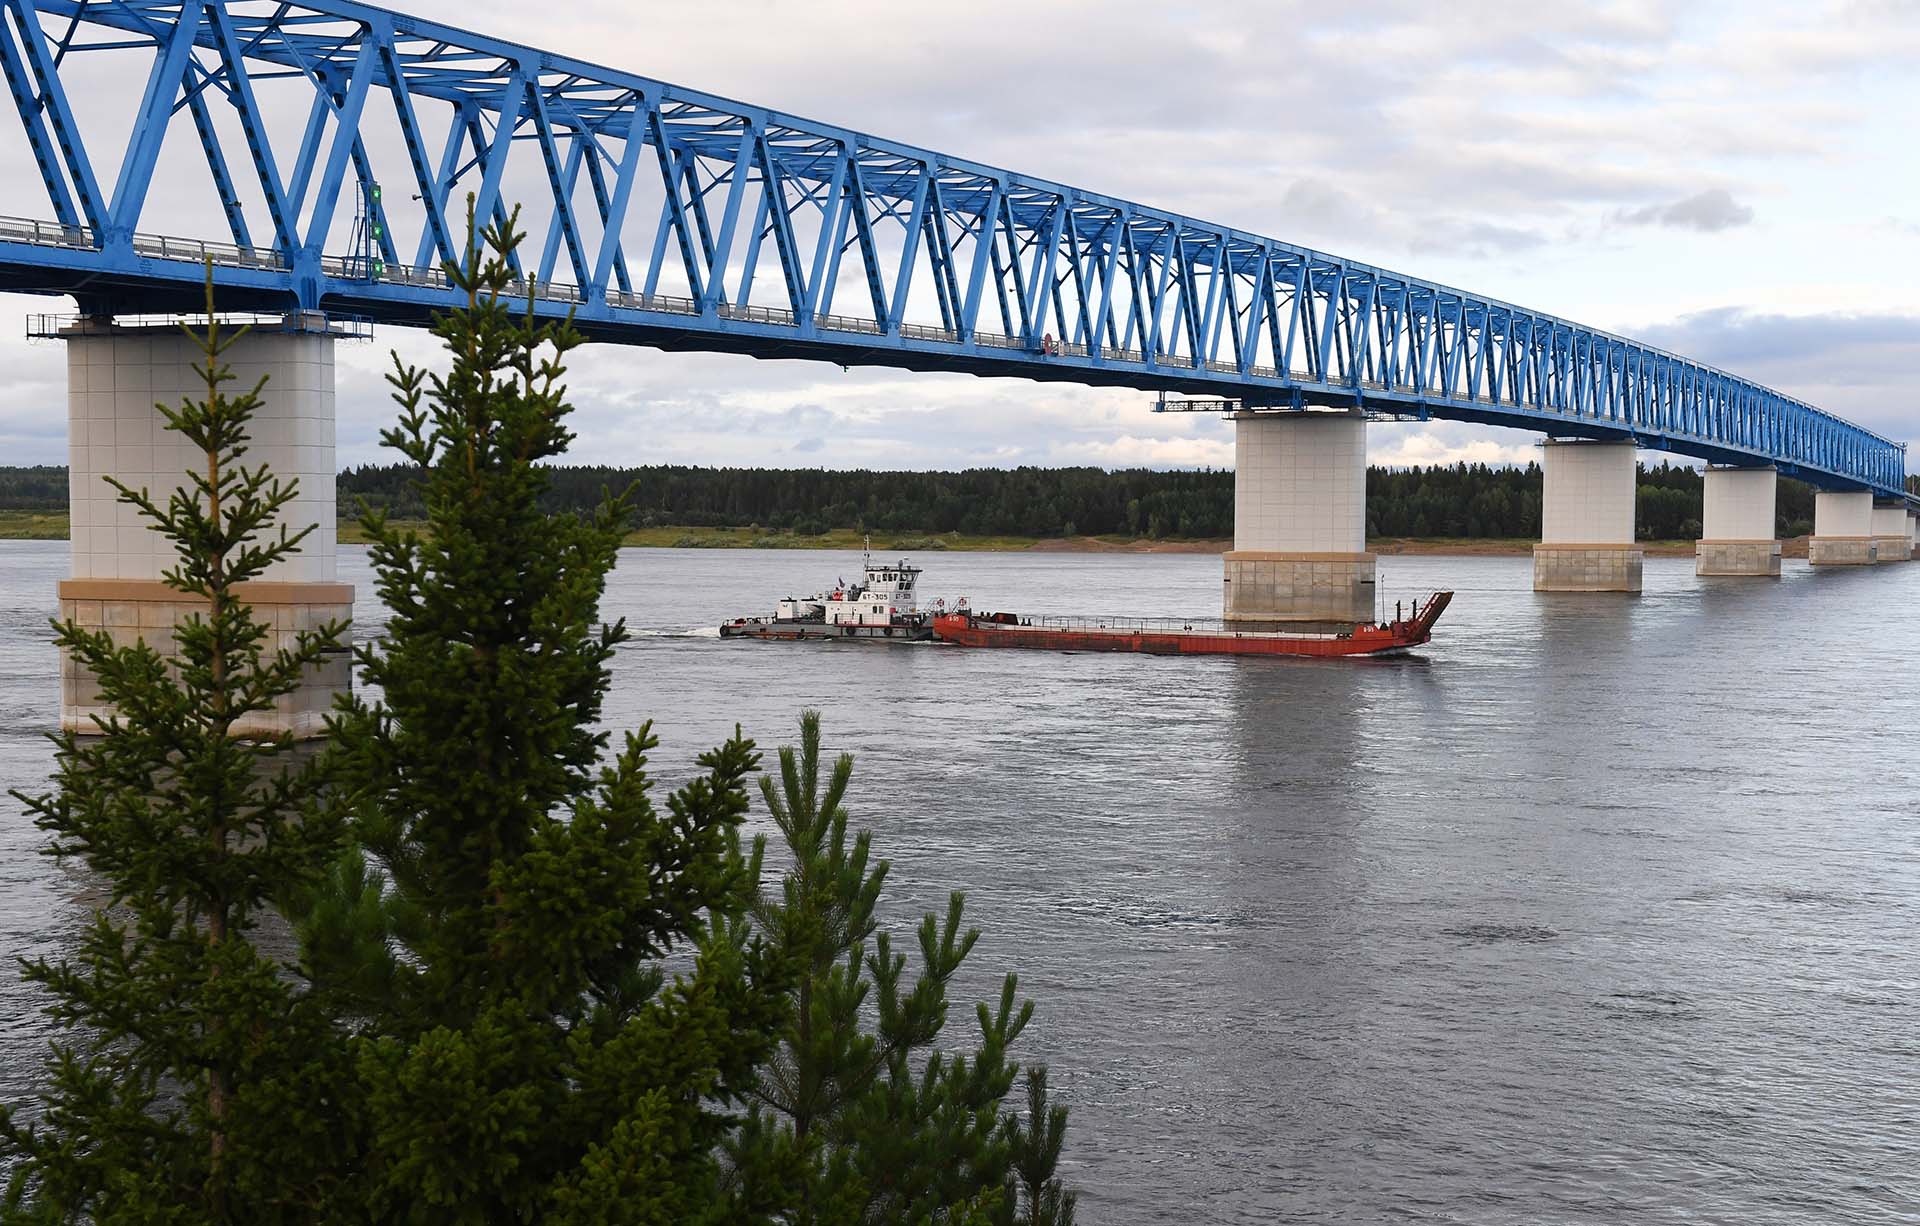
[1808,490,1876,566]
[1909,511,1919,561]
[1222,410,1375,625]
[61,317,351,737]
[1696,465,1780,576]
[1533,439,1641,592]
[1871,503,1910,564]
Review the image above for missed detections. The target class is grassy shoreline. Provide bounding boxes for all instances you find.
[1,510,1751,557]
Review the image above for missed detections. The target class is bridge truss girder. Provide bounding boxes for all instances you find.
[0,0,1905,496]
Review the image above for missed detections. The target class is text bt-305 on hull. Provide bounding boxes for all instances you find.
[932,593,1453,658]
[720,550,935,642]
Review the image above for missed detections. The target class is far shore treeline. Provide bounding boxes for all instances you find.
[9,461,1911,542]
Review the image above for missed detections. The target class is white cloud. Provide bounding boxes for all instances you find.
[1614,189,1756,232]
[1367,426,1541,469]
[1052,434,1234,469]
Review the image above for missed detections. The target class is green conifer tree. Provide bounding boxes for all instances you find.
[730,711,1076,1225]
[1,278,354,1221]
[300,207,790,1222]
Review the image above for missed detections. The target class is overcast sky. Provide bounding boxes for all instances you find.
[1,0,1915,472]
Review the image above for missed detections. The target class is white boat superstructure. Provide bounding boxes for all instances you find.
[724,540,934,642]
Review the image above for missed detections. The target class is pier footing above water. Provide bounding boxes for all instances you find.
[1224,411,1375,623]
[1697,466,1780,577]
[1535,440,1641,593]
[1810,491,1877,567]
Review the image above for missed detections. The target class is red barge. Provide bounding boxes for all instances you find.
[932,592,1452,658]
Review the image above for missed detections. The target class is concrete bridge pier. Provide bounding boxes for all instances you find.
[1696,465,1780,576]
[1533,440,1642,592]
[1222,410,1375,625]
[60,316,351,737]
[1910,511,1919,560]
[1808,491,1877,566]
[1871,502,1911,564]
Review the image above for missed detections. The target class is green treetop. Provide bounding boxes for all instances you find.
[300,208,791,1222]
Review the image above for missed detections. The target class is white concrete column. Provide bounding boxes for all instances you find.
[61,318,351,736]
[1696,465,1780,577]
[1222,410,1375,624]
[1533,439,1641,592]
[1809,490,1876,566]
[1908,511,1918,561]
[1871,503,1910,564]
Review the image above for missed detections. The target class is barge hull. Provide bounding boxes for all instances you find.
[720,622,932,642]
[931,592,1450,658]
[932,623,1419,657]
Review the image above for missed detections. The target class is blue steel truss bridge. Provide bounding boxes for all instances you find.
[0,0,1908,498]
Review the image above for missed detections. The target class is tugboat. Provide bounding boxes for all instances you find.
[932,592,1452,658]
[720,544,935,642]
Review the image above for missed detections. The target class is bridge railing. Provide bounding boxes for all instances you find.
[129,232,285,272]
[0,216,93,251]
[24,311,374,340]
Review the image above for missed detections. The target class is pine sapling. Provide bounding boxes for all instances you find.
[1,272,354,1221]
[733,710,1076,1224]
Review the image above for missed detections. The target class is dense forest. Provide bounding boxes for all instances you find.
[335,460,1821,541]
[5,461,1876,540]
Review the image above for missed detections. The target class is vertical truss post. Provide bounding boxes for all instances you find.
[986,215,1016,339]
[209,0,296,258]
[106,0,205,241]
[958,180,1003,341]
[800,146,849,324]
[302,38,375,255]
[751,132,802,310]
[886,167,931,333]
[994,194,1030,341]
[1023,199,1064,344]
[1091,212,1126,354]
[185,80,253,252]
[525,76,589,288]
[285,80,334,226]
[466,67,526,260]
[843,157,887,324]
[1063,213,1092,347]
[414,103,468,271]
[348,137,397,267]
[586,118,638,297]
[0,2,80,229]
[375,30,454,271]
[924,178,963,333]
[732,187,771,306]
[696,128,756,312]
[539,132,587,284]
[644,116,704,301]
[14,0,105,234]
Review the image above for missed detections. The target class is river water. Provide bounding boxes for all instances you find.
[3,539,1917,1222]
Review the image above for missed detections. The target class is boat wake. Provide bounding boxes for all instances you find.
[627,626,722,640]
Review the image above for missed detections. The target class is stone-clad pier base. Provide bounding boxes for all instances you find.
[1808,491,1876,567]
[60,316,351,737]
[1696,466,1780,577]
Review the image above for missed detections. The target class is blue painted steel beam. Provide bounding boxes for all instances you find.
[0,0,1905,496]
